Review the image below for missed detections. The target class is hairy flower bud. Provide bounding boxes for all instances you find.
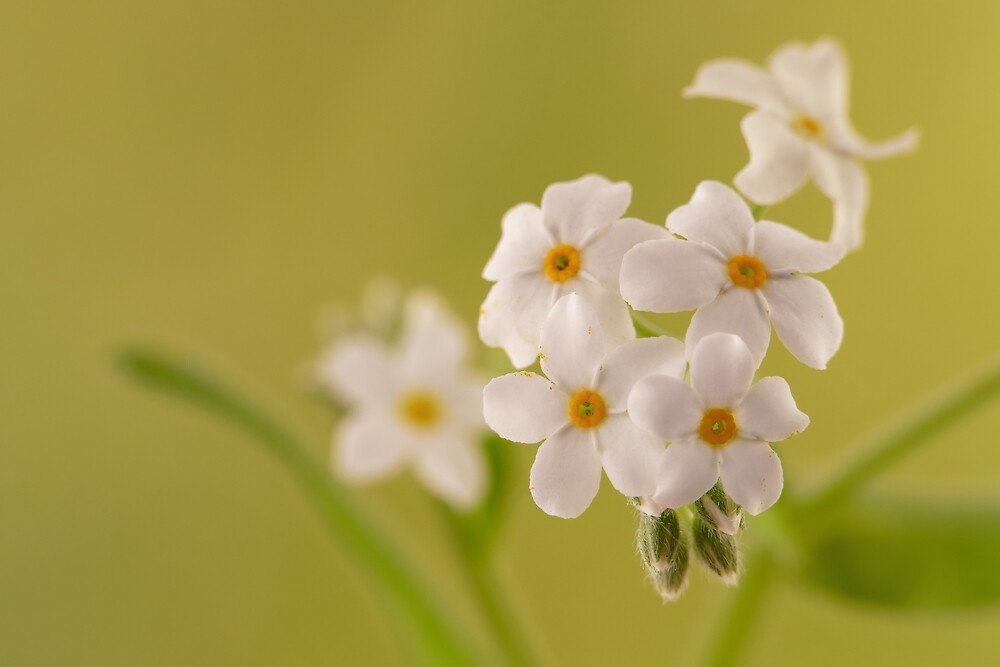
[694,483,744,536]
[692,513,740,585]
[637,508,690,601]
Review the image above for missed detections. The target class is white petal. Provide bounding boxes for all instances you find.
[540,175,631,245]
[443,374,490,431]
[597,336,686,407]
[413,435,486,510]
[690,333,755,408]
[651,438,720,510]
[686,288,772,368]
[834,126,919,160]
[734,110,811,205]
[665,180,755,258]
[768,38,847,122]
[620,239,726,313]
[319,335,395,406]
[683,59,786,112]
[810,148,870,251]
[400,291,469,381]
[483,372,568,443]
[539,293,606,390]
[566,278,635,354]
[736,376,809,442]
[753,220,846,274]
[478,274,557,369]
[719,440,783,515]
[333,413,410,482]
[482,203,550,281]
[581,217,669,289]
[763,275,843,370]
[530,427,603,519]
[628,375,701,441]
[596,415,663,497]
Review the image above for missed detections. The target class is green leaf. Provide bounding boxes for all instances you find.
[795,493,1000,610]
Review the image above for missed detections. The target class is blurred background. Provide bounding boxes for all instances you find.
[2,1,999,665]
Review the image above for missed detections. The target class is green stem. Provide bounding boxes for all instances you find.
[117,345,488,667]
[698,548,775,667]
[749,203,765,221]
[798,352,1000,516]
[631,312,667,339]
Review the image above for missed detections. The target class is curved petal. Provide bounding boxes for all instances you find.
[628,375,701,441]
[753,220,846,274]
[478,274,557,369]
[686,288,771,368]
[529,427,603,519]
[736,376,809,442]
[319,335,395,406]
[651,438,720,510]
[400,291,469,381]
[719,440,783,515]
[665,180,755,258]
[566,279,635,354]
[620,239,726,313]
[482,203,550,281]
[539,294,606,390]
[683,58,786,112]
[810,147,870,251]
[413,435,486,510]
[763,275,843,370]
[333,412,411,482]
[483,373,568,443]
[768,38,847,123]
[596,415,663,497]
[734,110,811,205]
[581,217,669,289]
[833,125,919,161]
[597,336,686,407]
[540,175,632,245]
[690,333,755,408]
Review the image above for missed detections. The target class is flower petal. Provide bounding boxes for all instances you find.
[736,376,809,442]
[482,203,550,281]
[563,278,635,354]
[620,239,726,313]
[690,333,755,408]
[628,375,701,441]
[763,275,843,370]
[683,58,786,111]
[319,335,395,406]
[333,412,410,482]
[483,372,568,443]
[597,336,686,407]
[478,274,557,369]
[719,440,783,515]
[581,217,669,289]
[595,415,663,497]
[539,293,606,390]
[768,38,847,123]
[400,291,469,381]
[753,220,846,274]
[540,175,631,245]
[834,126,919,161]
[413,435,486,510]
[530,427,603,519]
[810,147,870,251]
[665,180,755,258]
[734,110,811,205]
[651,438,720,510]
[686,287,772,368]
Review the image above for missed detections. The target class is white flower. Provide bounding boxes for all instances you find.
[620,181,845,370]
[628,333,808,516]
[479,174,668,368]
[318,290,487,510]
[684,38,917,250]
[483,294,685,518]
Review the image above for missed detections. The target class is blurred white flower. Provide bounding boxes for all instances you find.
[479,174,667,368]
[685,38,917,250]
[318,290,487,510]
[620,181,845,370]
[483,294,685,518]
[628,333,808,516]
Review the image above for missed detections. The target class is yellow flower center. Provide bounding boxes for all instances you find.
[727,254,768,289]
[791,114,825,141]
[399,391,441,429]
[567,389,607,429]
[543,243,581,283]
[699,408,737,447]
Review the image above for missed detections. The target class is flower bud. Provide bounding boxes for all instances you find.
[694,483,744,536]
[692,512,740,585]
[637,508,690,601]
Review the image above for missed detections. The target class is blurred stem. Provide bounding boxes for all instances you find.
[118,345,488,667]
[798,352,1000,516]
[698,548,775,667]
[631,312,667,339]
[749,203,765,221]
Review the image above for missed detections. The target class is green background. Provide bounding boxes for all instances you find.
[2,1,999,665]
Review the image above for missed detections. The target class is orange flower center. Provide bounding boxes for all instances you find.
[399,391,441,429]
[699,408,738,447]
[543,244,582,282]
[727,254,768,289]
[791,115,825,141]
[567,389,607,429]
